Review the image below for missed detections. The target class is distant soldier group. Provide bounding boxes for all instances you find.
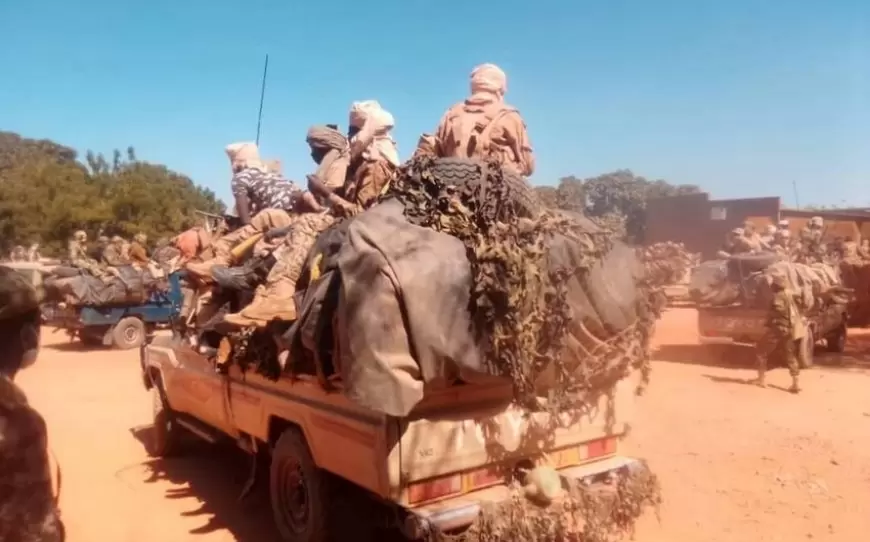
[67,230,152,280]
[718,216,831,264]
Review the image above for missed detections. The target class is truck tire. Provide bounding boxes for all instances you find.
[148,386,182,458]
[428,157,542,218]
[270,429,331,542]
[825,324,847,353]
[799,327,815,369]
[112,317,146,349]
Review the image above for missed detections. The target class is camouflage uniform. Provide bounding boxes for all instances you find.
[102,236,128,267]
[755,274,805,393]
[798,216,826,263]
[223,114,394,327]
[0,266,65,541]
[68,231,108,279]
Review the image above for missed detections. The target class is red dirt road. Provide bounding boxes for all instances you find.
[16,309,870,541]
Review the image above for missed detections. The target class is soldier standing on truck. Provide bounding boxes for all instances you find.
[799,216,826,263]
[755,274,805,393]
[433,63,535,176]
[0,265,65,541]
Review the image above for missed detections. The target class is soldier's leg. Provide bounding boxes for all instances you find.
[224,214,336,327]
[786,338,801,393]
[189,209,293,276]
[754,336,772,386]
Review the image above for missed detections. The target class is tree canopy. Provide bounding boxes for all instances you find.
[0,131,225,256]
[533,170,701,243]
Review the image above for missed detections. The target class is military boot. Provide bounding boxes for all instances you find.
[223,278,298,328]
[788,374,801,394]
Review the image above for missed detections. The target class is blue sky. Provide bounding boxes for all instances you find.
[1,0,867,208]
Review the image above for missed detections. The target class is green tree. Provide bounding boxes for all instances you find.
[0,131,225,256]
[534,170,701,243]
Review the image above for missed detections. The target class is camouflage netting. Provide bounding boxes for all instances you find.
[386,156,660,412]
[642,242,699,289]
[434,462,662,542]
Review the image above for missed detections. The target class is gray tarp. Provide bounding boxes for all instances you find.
[46,265,162,306]
[293,200,645,417]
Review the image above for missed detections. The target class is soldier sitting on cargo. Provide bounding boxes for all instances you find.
[717,228,754,258]
[859,239,870,260]
[759,225,777,250]
[68,231,115,281]
[770,230,793,258]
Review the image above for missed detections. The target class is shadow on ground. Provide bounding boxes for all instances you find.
[42,341,109,352]
[653,343,756,369]
[129,425,407,542]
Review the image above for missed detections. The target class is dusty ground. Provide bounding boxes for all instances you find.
[16,308,870,542]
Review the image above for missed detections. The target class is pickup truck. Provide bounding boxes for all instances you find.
[697,302,848,367]
[140,333,649,541]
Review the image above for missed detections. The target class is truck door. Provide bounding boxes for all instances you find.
[171,344,238,437]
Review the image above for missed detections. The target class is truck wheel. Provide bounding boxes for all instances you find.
[799,327,815,369]
[270,429,330,542]
[826,324,847,353]
[113,317,146,349]
[148,386,182,458]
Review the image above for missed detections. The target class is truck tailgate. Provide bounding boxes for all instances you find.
[698,307,765,342]
[396,373,638,504]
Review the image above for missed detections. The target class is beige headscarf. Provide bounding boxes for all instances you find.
[470,63,507,99]
[264,159,282,174]
[225,141,265,170]
[349,102,400,167]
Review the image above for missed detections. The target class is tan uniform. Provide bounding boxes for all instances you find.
[186,208,295,278]
[434,97,534,176]
[129,241,149,265]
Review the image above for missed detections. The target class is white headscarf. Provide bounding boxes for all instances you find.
[348,102,400,167]
[225,141,264,170]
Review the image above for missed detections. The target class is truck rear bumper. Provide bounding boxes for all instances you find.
[401,455,645,538]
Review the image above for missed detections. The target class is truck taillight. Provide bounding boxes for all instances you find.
[465,466,502,490]
[586,437,617,459]
[407,474,462,505]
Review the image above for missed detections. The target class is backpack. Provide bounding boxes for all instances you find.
[443,101,517,160]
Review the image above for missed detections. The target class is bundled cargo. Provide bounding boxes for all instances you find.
[262,156,662,417]
[643,242,699,289]
[689,253,847,313]
[43,265,167,307]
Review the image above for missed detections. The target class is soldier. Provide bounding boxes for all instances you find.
[759,224,777,250]
[771,229,792,258]
[222,113,394,327]
[0,265,65,541]
[129,233,150,266]
[11,245,26,262]
[101,236,128,267]
[742,221,763,252]
[186,142,323,279]
[755,273,804,393]
[433,63,535,176]
[68,231,105,277]
[859,238,870,260]
[27,243,42,263]
[718,228,752,257]
[412,133,437,158]
[799,216,826,263]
